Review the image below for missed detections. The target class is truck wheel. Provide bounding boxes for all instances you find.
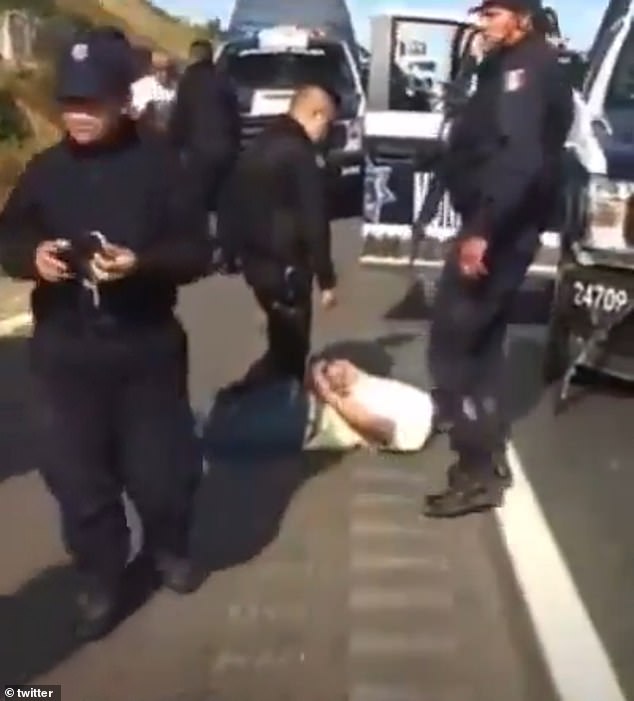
[543,306,571,384]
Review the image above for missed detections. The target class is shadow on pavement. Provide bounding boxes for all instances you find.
[0,565,77,683]
[0,555,158,684]
[506,334,634,420]
[385,277,553,325]
[505,333,546,422]
[0,334,34,485]
[193,335,411,575]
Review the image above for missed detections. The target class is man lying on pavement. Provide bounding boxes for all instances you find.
[204,358,434,455]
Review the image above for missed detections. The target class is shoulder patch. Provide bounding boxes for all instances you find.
[71,43,89,61]
[504,68,526,92]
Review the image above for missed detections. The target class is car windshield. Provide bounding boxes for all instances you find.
[605,24,634,108]
[389,19,461,112]
[219,43,356,92]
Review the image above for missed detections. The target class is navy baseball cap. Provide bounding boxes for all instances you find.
[56,31,134,101]
[470,0,542,13]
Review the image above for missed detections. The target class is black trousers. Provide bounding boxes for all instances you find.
[428,238,535,476]
[253,290,312,383]
[29,318,201,587]
[415,173,446,227]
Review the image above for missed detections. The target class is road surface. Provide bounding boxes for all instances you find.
[0,218,631,700]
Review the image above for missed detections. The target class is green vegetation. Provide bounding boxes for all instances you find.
[0,0,218,202]
[0,0,55,14]
[0,88,30,143]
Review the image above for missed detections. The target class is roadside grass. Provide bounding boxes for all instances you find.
[0,0,212,204]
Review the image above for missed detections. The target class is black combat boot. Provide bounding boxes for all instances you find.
[423,458,509,519]
[154,551,205,595]
[447,452,513,490]
[74,576,121,642]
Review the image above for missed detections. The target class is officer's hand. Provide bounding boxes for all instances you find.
[34,240,72,282]
[457,236,488,278]
[320,288,337,309]
[91,244,137,282]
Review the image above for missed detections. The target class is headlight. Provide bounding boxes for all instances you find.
[585,175,634,250]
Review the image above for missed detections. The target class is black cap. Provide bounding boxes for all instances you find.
[470,0,542,14]
[56,31,134,101]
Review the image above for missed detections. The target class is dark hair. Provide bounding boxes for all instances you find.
[189,39,213,61]
[93,25,128,42]
[319,84,341,109]
[534,7,560,37]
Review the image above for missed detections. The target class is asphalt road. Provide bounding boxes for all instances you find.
[0,218,632,700]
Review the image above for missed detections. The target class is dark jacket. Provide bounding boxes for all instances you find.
[169,58,241,208]
[0,121,213,329]
[444,33,574,250]
[218,114,336,294]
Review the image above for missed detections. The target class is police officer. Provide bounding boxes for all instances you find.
[0,31,213,638]
[218,85,338,388]
[168,39,240,213]
[423,0,573,518]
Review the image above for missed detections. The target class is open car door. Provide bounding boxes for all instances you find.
[360,10,562,276]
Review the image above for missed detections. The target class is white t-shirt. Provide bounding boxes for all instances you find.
[305,375,433,452]
[131,75,176,114]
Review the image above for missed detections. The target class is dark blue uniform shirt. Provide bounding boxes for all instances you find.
[445,33,574,249]
[0,121,213,328]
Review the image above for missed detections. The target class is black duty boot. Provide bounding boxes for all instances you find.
[74,577,121,642]
[154,552,205,595]
[423,462,506,519]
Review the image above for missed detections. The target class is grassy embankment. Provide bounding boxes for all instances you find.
[0,0,210,204]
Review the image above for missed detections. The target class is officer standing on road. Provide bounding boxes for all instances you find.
[423,0,573,518]
[218,85,338,388]
[168,39,240,213]
[0,31,213,639]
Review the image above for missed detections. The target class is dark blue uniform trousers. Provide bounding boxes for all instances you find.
[29,318,201,587]
[428,231,536,477]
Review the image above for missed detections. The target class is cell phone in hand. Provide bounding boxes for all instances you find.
[57,231,109,273]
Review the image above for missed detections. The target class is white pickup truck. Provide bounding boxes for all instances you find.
[214,24,365,205]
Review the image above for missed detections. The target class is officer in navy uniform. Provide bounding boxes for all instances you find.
[217,85,338,388]
[0,31,213,638]
[423,0,573,518]
[168,39,241,213]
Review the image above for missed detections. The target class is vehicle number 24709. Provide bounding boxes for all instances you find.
[572,281,629,313]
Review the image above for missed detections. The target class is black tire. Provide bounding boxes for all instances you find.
[543,302,571,384]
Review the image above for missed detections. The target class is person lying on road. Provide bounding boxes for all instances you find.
[206,358,434,455]
[305,359,434,452]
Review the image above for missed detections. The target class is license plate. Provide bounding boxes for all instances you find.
[570,280,629,314]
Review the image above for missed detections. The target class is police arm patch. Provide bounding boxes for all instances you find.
[504,68,526,92]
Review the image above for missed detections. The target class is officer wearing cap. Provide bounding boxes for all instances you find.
[0,30,213,639]
[422,0,573,518]
[169,38,240,213]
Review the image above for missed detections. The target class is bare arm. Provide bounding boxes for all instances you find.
[310,363,395,446]
[328,393,395,446]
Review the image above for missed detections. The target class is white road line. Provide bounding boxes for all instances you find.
[0,311,32,335]
[359,256,558,278]
[498,443,627,701]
